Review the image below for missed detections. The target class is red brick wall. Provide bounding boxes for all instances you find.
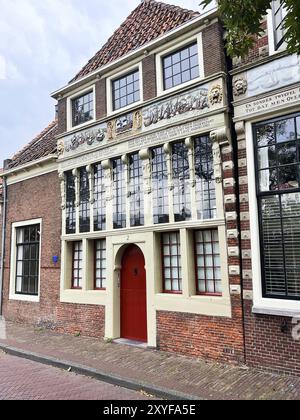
[56,303,105,339]
[96,78,107,120]
[202,22,227,76]
[2,171,105,339]
[232,20,269,69]
[244,301,300,376]
[57,98,67,135]
[157,297,244,364]
[142,54,157,101]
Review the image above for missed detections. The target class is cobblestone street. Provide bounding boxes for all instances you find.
[0,352,152,400]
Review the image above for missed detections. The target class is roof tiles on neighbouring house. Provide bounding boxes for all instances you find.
[71,0,199,82]
[7,120,58,170]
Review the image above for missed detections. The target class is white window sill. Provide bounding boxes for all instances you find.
[252,306,300,318]
[9,294,40,303]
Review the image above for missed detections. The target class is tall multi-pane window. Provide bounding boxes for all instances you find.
[72,91,94,127]
[79,167,90,233]
[195,230,222,296]
[95,240,106,290]
[272,0,287,50]
[129,153,144,227]
[163,43,199,90]
[194,136,216,220]
[152,146,169,224]
[254,113,300,300]
[113,158,126,229]
[172,141,191,222]
[72,241,83,289]
[15,224,40,296]
[162,232,182,293]
[94,164,106,231]
[66,171,76,234]
[112,70,140,111]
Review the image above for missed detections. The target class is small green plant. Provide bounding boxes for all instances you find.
[104,337,113,344]
[74,331,81,337]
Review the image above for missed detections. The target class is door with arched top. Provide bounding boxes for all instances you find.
[120,245,147,342]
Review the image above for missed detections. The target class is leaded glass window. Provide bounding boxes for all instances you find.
[172,141,191,222]
[66,171,76,235]
[162,232,182,293]
[95,239,106,290]
[72,91,94,127]
[15,224,40,296]
[152,146,169,224]
[195,230,221,295]
[72,241,83,289]
[112,70,140,111]
[254,113,300,300]
[113,158,126,229]
[129,153,144,227]
[79,167,90,233]
[194,136,216,219]
[163,43,199,90]
[94,164,106,231]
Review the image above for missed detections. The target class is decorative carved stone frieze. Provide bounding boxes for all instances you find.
[233,77,248,97]
[208,84,223,105]
[65,128,105,153]
[57,140,65,157]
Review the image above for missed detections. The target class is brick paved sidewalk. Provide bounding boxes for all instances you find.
[0,321,299,400]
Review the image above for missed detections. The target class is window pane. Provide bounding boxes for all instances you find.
[113,158,126,229]
[112,70,140,110]
[172,142,191,222]
[163,42,199,90]
[152,146,169,224]
[162,232,182,293]
[72,91,94,127]
[95,240,106,289]
[15,224,40,296]
[79,167,90,233]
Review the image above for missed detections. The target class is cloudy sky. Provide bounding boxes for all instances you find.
[0,0,207,165]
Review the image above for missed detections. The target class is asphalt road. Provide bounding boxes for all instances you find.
[0,352,153,400]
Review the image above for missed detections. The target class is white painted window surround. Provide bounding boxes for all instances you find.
[66,85,96,132]
[106,62,144,116]
[267,5,288,56]
[246,122,300,316]
[9,219,42,303]
[155,32,205,97]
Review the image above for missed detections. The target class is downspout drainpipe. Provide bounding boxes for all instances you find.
[0,175,7,316]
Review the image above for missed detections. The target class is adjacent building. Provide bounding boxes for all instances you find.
[0,0,299,375]
[232,2,300,375]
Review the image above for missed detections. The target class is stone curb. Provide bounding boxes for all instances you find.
[0,343,201,401]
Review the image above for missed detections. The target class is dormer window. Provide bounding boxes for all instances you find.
[272,0,287,50]
[72,91,94,127]
[112,70,140,111]
[163,43,199,90]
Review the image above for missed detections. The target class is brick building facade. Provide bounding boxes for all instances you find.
[0,0,299,375]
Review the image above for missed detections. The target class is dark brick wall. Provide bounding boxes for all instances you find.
[202,22,227,76]
[95,78,107,120]
[2,172,105,339]
[56,303,105,338]
[157,296,245,365]
[142,54,157,101]
[244,301,300,376]
[57,98,67,135]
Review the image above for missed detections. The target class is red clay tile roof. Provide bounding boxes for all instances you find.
[7,121,58,170]
[71,0,199,82]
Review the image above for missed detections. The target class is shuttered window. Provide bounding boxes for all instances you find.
[254,113,300,300]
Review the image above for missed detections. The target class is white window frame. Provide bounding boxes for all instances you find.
[106,62,143,116]
[67,85,96,132]
[267,4,288,56]
[246,121,300,316]
[9,219,42,303]
[156,32,205,97]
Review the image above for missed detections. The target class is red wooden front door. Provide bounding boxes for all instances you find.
[120,245,147,342]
